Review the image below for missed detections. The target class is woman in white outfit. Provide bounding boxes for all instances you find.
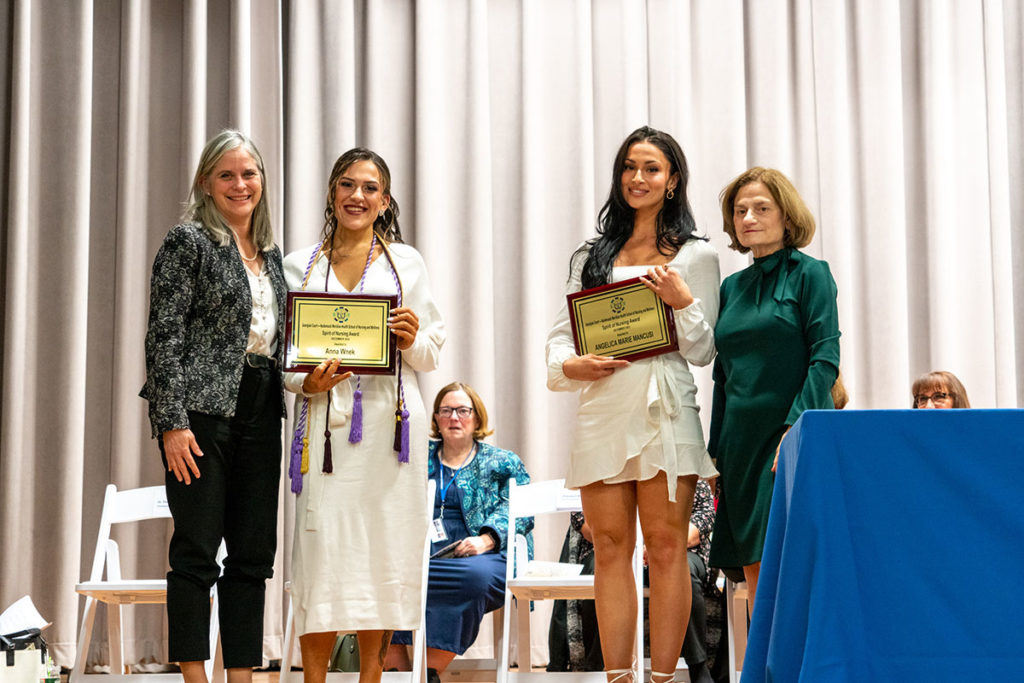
[283,148,446,683]
[545,127,719,683]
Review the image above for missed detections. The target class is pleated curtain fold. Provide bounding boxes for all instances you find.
[1,0,1021,669]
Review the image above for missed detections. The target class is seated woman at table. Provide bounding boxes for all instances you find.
[708,167,840,614]
[387,382,533,683]
[911,370,971,408]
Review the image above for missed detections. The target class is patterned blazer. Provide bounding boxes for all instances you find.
[428,440,534,555]
[140,222,287,437]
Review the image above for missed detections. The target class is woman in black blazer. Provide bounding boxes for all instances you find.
[140,130,286,683]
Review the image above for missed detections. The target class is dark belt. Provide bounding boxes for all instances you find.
[245,352,278,370]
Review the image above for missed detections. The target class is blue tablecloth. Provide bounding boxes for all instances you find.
[742,409,1024,682]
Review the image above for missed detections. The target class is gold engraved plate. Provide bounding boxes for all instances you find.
[567,277,678,361]
[284,292,398,374]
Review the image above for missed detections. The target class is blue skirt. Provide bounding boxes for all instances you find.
[392,551,506,654]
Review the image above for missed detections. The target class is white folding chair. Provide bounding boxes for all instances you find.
[496,479,644,683]
[72,484,222,683]
[280,479,436,683]
[441,607,504,682]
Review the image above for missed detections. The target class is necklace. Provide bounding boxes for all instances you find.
[230,228,260,263]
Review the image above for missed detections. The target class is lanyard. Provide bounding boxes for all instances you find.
[437,443,475,519]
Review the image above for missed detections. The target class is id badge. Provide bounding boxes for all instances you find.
[430,517,448,543]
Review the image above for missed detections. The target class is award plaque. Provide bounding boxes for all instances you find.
[566,277,678,362]
[284,291,398,374]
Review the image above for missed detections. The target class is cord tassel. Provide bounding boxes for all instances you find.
[289,398,310,494]
[289,428,304,493]
[393,409,403,452]
[322,428,334,473]
[349,388,364,443]
[398,409,411,463]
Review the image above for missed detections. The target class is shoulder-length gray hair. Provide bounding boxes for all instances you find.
[183,129,274,250]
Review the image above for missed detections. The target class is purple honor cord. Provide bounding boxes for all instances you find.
[288,241,327,493]
[346,233,378,445]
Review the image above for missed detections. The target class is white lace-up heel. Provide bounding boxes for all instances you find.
[606,658,637,683]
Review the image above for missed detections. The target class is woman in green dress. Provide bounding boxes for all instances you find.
[708,167,840,610]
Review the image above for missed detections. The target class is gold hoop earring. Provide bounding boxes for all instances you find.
[666,188,675,200]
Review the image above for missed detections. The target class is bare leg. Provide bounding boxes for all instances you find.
[637,473,697,680]
[743,563,760,619]
[180,661,208,683]
[299,631,337,683]
[425,648,457,673]
[226,668,254,683]
[580,480,638,680]
[356,630,393,683]
[384,644,412,671]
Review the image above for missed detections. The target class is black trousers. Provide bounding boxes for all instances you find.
[681,552,709,668]
[160,364,282,668]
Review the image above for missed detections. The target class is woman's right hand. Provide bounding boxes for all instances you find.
[562,354,629,381]
[163,428,203,485]
[301,359,353,394]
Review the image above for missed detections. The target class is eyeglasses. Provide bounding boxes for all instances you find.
[437,406,474,419]
[914,392,950,407]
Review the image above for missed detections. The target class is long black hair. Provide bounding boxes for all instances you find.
[321,147,403,255]
[573,126,699,290]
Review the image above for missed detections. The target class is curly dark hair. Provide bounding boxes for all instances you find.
[320,148,403,256]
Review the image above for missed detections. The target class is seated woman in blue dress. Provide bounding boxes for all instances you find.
[387,381,533,683]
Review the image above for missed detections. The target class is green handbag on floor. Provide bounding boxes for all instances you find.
[328,633,359,672]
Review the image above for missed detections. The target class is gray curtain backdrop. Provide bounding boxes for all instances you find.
[1,0,1022,670]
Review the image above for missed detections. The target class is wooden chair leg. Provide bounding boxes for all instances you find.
[71,597,98,681]
[515,597,532,673]
[107,603,125,674]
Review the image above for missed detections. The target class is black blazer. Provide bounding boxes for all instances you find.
[140,222,287,437]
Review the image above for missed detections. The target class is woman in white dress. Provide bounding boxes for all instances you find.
[546,127,719,683]
[283,148,446,683]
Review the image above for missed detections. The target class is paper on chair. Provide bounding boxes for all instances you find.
[523,561,584,577]
[0,595,50,636]
[555,489,582,510]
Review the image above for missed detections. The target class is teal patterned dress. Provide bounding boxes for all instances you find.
[391,440,533,653]
[708,248,840,569]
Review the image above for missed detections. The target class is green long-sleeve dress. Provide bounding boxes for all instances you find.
[708,247,840,568]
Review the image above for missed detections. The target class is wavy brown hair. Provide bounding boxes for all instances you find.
[573,126,701,290]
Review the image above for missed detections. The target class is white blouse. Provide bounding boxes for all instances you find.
[245,263,278,357]
[545,238,721,501]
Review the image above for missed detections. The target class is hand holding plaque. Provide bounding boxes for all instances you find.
[301,359,354,394]
[387,306,420,351]
[641,264,695,310]
[566,277,679,363]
